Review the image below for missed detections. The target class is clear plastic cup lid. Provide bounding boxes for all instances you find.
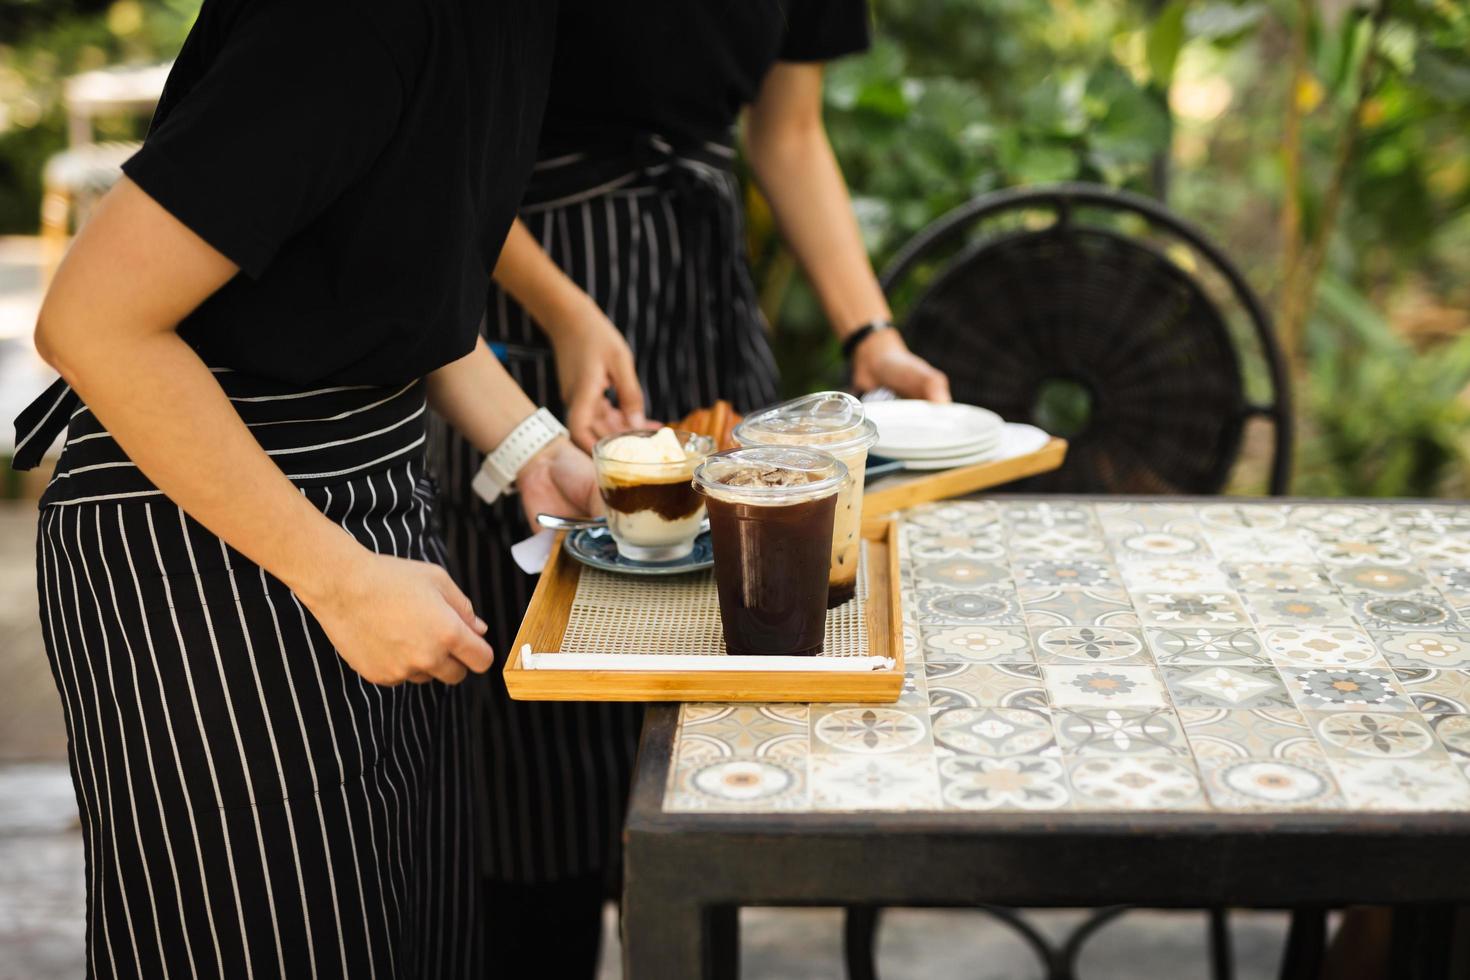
[733,391,879,454]
[692,446,849,503]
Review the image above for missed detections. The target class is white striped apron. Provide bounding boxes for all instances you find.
[14,373,480,979]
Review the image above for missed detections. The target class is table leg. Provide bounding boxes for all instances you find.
[709,905,740,980]
[1278,908,1327,980]
[1388,905,1456,980]
[843,905,880,980]
[622,890,708,979]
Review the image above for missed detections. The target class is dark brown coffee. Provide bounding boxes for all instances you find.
[599,478,702,520]
[705,493,837,656]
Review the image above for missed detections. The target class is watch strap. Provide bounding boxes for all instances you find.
[841,319,894,361]
[472,407,569,505]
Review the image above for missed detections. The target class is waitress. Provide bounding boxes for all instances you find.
[428,0,951,972]
[12,0,594,976]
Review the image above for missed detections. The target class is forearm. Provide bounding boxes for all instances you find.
[424,338,539,454]
[43,327,362,600]
[745,121,891,339]
[492,218,599,341]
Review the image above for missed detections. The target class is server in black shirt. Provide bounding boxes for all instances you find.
[12,0,589,976]
[427,0,951,973]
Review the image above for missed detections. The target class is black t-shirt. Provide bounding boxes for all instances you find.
[122,0,557,387]
[538,0,869,154]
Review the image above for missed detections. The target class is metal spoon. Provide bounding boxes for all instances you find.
[536,513,711,533]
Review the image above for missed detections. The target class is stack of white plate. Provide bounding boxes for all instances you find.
[864,400,1007,470]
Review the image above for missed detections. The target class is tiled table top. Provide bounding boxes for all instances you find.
[663,500,1470,815]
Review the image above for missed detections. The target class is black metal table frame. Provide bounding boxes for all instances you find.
[624,707,1469,979]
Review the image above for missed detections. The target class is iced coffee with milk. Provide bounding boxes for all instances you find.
[593,427,715,561]
[733,393,879,607]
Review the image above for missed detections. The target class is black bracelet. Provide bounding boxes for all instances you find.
[841,319,893,361]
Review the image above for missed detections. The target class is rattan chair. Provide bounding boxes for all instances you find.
[878,182,1292,495]
[842,183,1295,980]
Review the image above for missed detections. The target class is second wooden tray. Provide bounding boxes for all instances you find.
[505,519,904,703]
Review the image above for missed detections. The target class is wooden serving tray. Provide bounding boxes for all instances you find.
[504,519,904,703]
[864,436,1068,515]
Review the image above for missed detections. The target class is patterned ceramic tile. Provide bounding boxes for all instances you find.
[810,754,941,811]
[1019,587,1139,629]
[1240,592,1358,629]
[1310,711,1446,760]
[1033,627,1151,665]
[921,626,1034,664]
[1119,560,1232,594]
[1328,759,1470,810]
[1013,558,1118,589]
[1053,706,1189,756]
[1198,756,1344,810]
[666,757,810,812]
[1145,627,1270,666]
[1351,594,1462,633]
[1110,531,1211,559]
[1223,562,1333,594]
[1281,667,1414,713]
[1204,529,1318,563]
[1373,632,1470,669]
[937,754,1071,810]
[1288,504,1392,539]
[912,557,1015,591]
[925,663,1047,710]
[1066,757,1206,810]
[1136,592,1249,627]
[1260,627,1384,669]
[914,587,1025,627]
[904,525,1007,562]
[1044,666,1168,708]
[1177,707,1322,761]
[811,707,931,756]
[1429,714,1470,759]
[1006,529,1109,560]
[664,499,1470,817]
[929,705,1057,757]
[1396,668,1470,715]
[1313,533,1415,567]
[1162,665,1294,709]
[1329,564,1431,595]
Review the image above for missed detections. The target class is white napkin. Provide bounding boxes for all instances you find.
[511,529,557,575]
[519,645,894,672]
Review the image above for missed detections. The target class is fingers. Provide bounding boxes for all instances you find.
[431,565,485,632]
[565,394,600,453]
[446,617,496,674]
[426,656,469,686]
[609,352,647,428]
[923,367,952,403]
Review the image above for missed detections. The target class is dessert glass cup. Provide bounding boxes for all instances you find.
[592,429,715,561]
[693,446,848,656]
[733,392,879,607]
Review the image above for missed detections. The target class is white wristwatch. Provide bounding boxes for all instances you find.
[472,407,569,505]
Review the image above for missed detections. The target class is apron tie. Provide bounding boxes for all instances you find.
[12,378,78,471]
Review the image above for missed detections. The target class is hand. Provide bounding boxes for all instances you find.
[851,328,952,402]
[517,436,604,526]
[302,550,494,686]
[546,297,652,450]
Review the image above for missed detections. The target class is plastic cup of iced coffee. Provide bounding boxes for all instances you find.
[693,446,849,657]
[733,392,879,607]
[593,427,715,561]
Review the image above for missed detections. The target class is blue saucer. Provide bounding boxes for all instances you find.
[564,528,715,576]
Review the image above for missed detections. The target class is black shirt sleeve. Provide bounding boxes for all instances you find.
[778,0,871,63]
[121,0,408,279]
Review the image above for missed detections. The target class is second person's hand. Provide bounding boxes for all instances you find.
[298,548,495,687]
[546,296,653,450]
[517,436,604,527]
[851,327,952,402]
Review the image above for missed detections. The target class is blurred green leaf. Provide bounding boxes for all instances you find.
[1147,0,1189,88]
